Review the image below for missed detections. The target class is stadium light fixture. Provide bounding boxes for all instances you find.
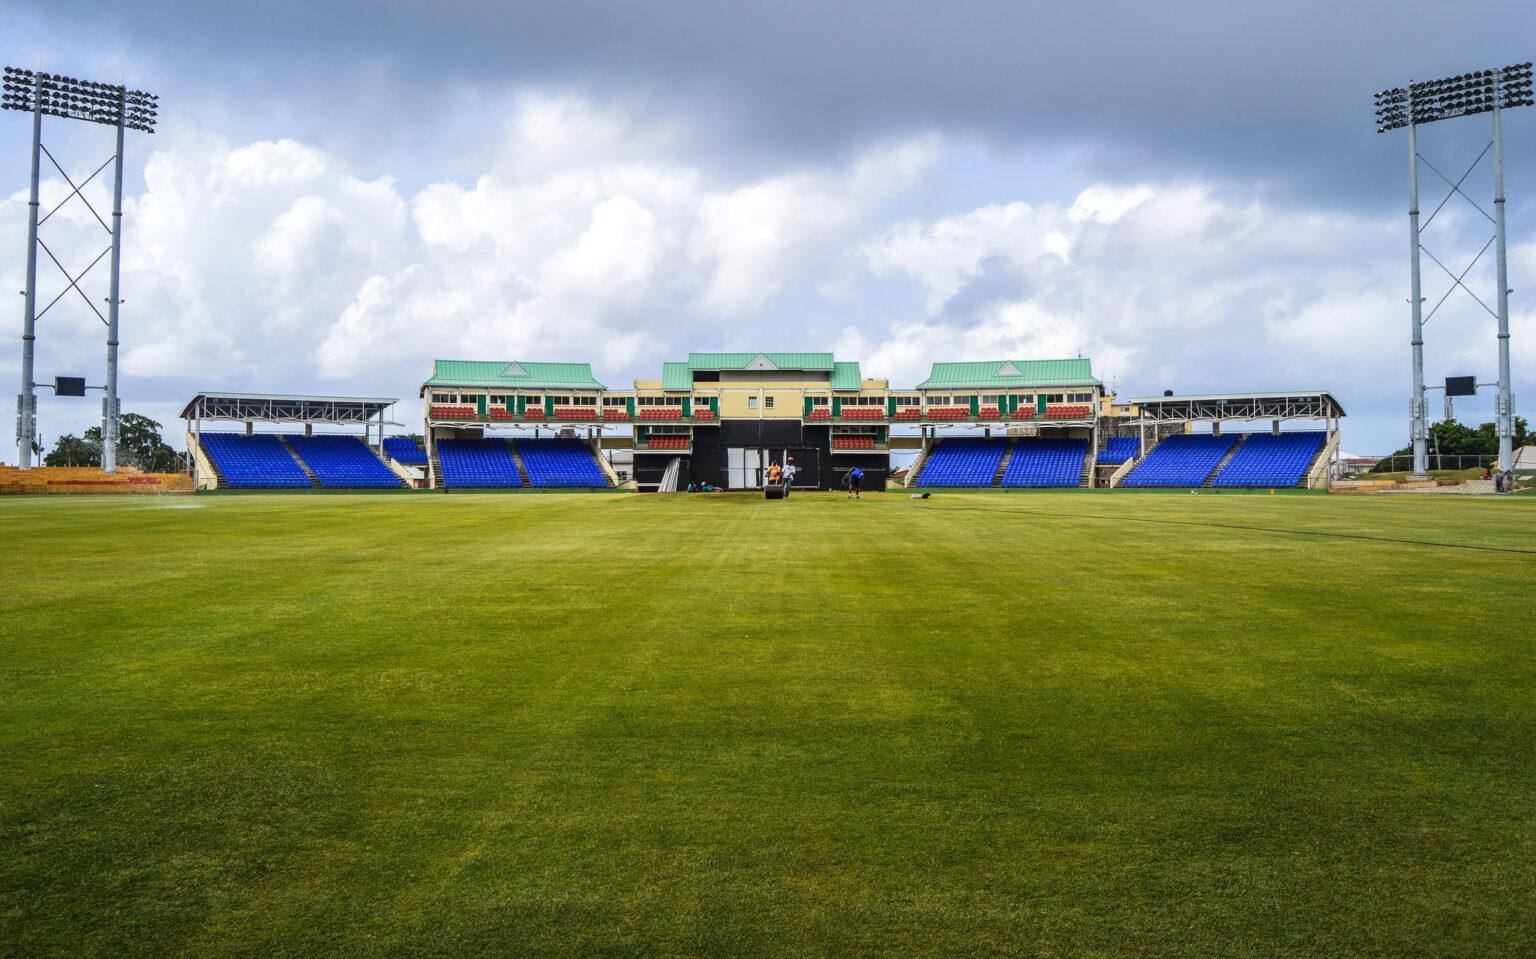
[2,67,157,472]
[1374,61,1529,475]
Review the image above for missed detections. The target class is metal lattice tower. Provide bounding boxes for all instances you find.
[1375,62,1532,475]
[2,67,157,471]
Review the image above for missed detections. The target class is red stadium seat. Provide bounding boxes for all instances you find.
[808,408,831,421]
[603,409,631,421]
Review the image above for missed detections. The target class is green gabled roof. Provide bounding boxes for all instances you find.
[829,361,863,391]
[661,362,692,392]
[916,359,1100,389]
[686,352,835,372]
[424,360,605,390]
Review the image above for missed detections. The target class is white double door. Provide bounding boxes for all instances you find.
[727,447,762,489]
[727,447,799,489]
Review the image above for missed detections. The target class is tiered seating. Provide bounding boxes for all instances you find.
[603,408,631,422]
[639,407,682,421]
[489,409,515,421]
[691,409,717,422]
[430,404,476,421]
[645,435,690,450]
[1045,404,1092,420]
[807,408,832,421]
[1000,438,1088,488]
[893,408,922,421]
[925,407,970,420]
[435,438,522,488]
[200,433,311,489]
[522,408,545,420]
[383,436,428,465]
[515,438,609,487]
[978,406,1002,420]
[1121,433,1237,487]
[553,407,597,420]
[1013,408,1035,420]
[832,435,879,450]
[1097,437,1140,465]
[286,434,402,488]
[841,407,885,421]
[1212,431,1326,488]
[914,438,1008,487]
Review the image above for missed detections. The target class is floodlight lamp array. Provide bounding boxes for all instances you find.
[1,66,157,133]
[1375,61,1533,132]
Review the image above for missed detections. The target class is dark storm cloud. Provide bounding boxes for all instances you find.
[27,0,1536,205]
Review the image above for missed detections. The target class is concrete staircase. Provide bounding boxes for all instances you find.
[990,439,1018,487]
[277,436,321,487]
[1080,447,1097,488]
[1201,435,1246,487]
[506,439,533,486]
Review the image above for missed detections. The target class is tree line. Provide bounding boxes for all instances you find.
[1372,416,1530,472]
[44,413,183,472]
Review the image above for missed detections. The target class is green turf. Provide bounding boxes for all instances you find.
[3,491,1535,957]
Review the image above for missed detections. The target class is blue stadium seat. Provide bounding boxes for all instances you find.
[200,433,311,488]
[515,438,609,488]
[915,438,1008,487]
[1211,431,1326,488]
[1097,436,1140,466]
[1120,433,1238,487]
[285,434,402,489]
[436,438,522,488]
[383,436,428,465]
[1000,438,1088,487]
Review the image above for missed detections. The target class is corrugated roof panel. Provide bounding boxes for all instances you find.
[424,360,606,390]
[829,361,862,390]
[686,352,835,371]
[915,359,1099,389]
[660,362,692,391]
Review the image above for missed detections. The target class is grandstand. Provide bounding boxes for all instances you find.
[419,361,615,490]
[1113,392,1343,490]
[182,393,404,490]
[170,368,1342,495]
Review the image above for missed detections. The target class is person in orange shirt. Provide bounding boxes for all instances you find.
[766,461,783,487]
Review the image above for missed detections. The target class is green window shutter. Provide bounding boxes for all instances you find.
[626,397,636,415]
[832,397,842,416]
[969,395,979,416]
[1007,395,1017,413]
[709,396,718,413]
[515,395,526,415]
[682,397,692,417]
[544,395,555,415]
[1036,395,1047,416]
[476,395,488,417]
[505,395,515,412]
[887,396,897,416]
[803,396,813,416]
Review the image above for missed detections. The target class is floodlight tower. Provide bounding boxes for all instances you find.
[2,67,157,471]
[1376,63,1532,474]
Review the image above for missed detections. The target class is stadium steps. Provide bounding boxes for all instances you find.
[1299,439,1330,487]
[1201,435,1247,487]
[277,436,322,488]
[506,440,533,486]
[196,436,226,488]
[1081,447,1097,487]
[990,439,1018,487]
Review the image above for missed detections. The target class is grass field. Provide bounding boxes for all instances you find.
[3,491,1535,957]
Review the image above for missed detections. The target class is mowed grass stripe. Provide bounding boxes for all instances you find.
[1,492,1534,957]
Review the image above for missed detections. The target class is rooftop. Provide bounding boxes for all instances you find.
[423,360,606,391]
[917,359,1100,389]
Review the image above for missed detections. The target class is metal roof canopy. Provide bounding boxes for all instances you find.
[422,360,606,391]
[182,392,400,425]
[1124,391,1346,424]
[917,358,1100,389]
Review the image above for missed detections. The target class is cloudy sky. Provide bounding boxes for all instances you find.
[3,0,1534,455]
